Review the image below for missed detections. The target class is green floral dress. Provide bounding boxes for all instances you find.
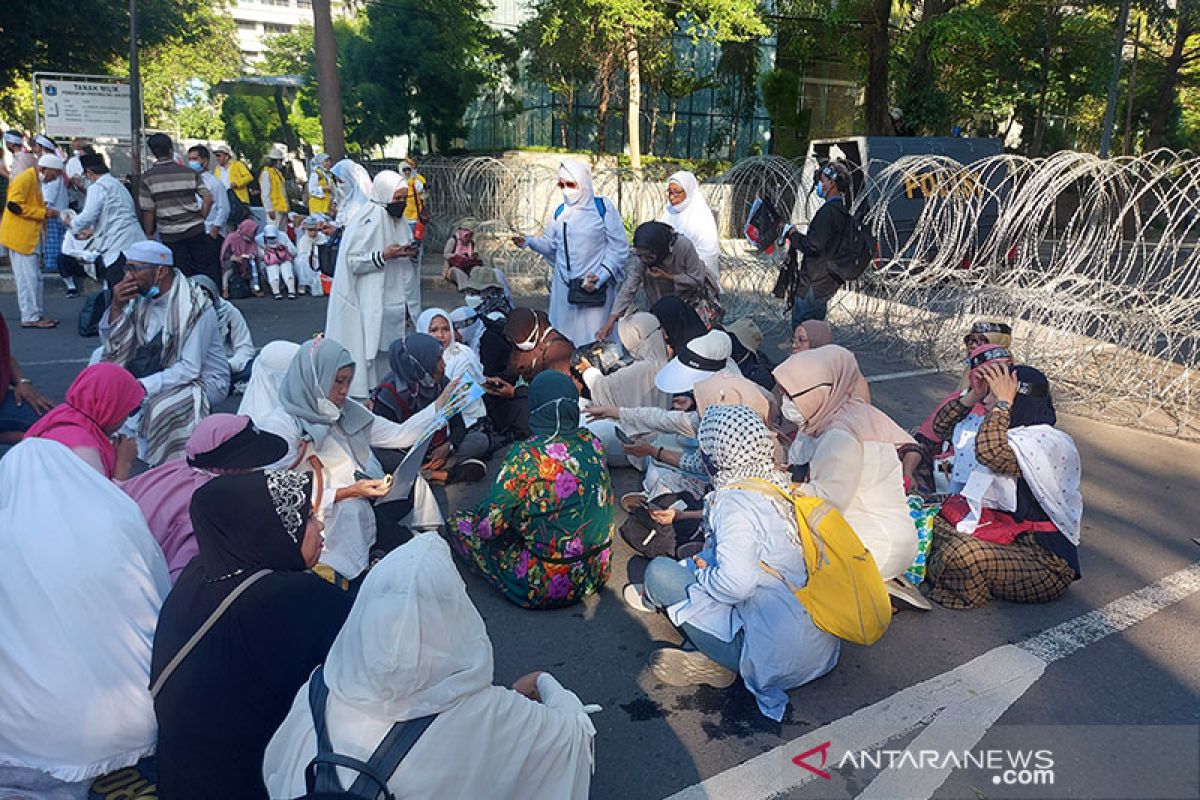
[448,429,614,609]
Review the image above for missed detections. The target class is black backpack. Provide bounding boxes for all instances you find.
[227,270,253,300]
[829,202,876,285]
[296,665,436,800]
[227,188,252,226]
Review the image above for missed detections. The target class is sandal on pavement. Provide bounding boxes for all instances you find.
[21,318,58,329]
[649,648,737,688]
[887,575,933,611]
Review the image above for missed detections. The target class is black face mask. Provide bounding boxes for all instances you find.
[385,201,406,218]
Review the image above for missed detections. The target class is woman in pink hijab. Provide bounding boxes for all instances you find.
[120,414,288,582]
[772,345,927,608]
[23,362,144,478]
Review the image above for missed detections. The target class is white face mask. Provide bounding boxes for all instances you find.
[781,396,806,426]
[562,186,583,205]
[464,293,483,309]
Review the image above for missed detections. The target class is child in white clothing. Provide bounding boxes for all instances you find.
[258,224,298,300]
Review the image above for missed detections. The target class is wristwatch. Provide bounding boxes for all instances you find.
[995,400,1011,411]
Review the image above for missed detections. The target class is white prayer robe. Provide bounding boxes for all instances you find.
[325,170,420,397]
[524,160,628,347]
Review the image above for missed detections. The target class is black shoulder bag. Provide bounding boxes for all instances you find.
[298,665,437,799]
[561,221,609,307]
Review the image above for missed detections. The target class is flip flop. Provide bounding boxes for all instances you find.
[21,319,58,329]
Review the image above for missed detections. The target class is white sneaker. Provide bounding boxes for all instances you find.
[887,575,933,611]
[649,648,737,688]
[622,583,656,613]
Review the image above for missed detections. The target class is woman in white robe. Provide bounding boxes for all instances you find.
[772,346,918,583]
[329,159,372,227]
[259,337,454,584]
[515,160,628,346]
[325,170,420,398]
[237,339,301,426]
[0,438,169,796]
[658,170,720,284]
[263,535,596,800]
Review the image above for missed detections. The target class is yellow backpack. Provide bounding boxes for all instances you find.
[731,478,893,645]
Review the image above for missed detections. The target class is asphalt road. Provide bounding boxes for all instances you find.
[3,282,1198,800]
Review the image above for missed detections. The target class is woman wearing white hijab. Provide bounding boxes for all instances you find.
[513,159,628,347]
[260,337,455,585]
[0,438,169,796]
[237,339,301,426]
[658,170,720,284]
[263,535,596,799]
[325,170,420,398]
[329,159,371,226]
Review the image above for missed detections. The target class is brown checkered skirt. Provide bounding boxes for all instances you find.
[927,516,1075,609]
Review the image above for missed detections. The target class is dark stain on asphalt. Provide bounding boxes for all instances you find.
[620,696,668,721]
[671,686,787,739]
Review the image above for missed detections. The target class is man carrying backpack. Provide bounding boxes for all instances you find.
[782,160,867,327]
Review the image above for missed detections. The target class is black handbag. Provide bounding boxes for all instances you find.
[125,337,164,379]
[561,221,608,307]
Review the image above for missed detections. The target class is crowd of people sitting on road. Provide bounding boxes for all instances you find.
[0,145,1084,798]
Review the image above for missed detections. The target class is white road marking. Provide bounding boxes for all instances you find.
[864,368,943,383]
[665,561,1200,800]
[22,358,90,367]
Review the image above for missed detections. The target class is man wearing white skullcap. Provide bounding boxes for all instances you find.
[30,137,72,294]
[100,239,229,464]
[0,131,35,181]
[0,154,65,327]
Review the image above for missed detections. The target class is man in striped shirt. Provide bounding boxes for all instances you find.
[140,133,216,283]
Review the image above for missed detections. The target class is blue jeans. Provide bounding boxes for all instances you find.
[643,557,743,672]
[0,391,40,435]
[791,287,829,328]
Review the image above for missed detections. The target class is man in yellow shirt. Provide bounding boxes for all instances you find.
[259,145,289,224]
[0,154,63,327]
[211,144,253,204]
[400,158,427,258]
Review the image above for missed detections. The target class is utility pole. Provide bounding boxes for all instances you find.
[1099,0,1131,159]
[311,0,346,160]
[1123,17,1141,156]
[129,0,142,201]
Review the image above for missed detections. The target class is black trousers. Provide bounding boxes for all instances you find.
[165,230,220,284]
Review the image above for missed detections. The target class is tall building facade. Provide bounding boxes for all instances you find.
[229,0,350,66]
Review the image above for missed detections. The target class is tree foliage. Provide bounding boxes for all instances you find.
[137,1,241,137]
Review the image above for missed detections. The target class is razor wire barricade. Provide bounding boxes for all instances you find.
[366,152,1200,440]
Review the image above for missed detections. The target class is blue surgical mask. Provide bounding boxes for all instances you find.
[140,285,161,300]
[187,160,203,173]
[815,182,827,199]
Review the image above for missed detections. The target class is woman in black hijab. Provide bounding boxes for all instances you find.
[151,470,354,799]
[650,295,707,358]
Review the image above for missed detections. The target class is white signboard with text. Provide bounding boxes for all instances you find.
[38,79,131,140]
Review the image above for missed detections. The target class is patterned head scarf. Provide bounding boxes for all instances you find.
[189,470,313,581]
[698,404,790,493]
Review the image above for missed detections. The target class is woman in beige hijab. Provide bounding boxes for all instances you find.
[773,346,926,608]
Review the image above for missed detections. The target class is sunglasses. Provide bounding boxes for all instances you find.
[786,381,832,400]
